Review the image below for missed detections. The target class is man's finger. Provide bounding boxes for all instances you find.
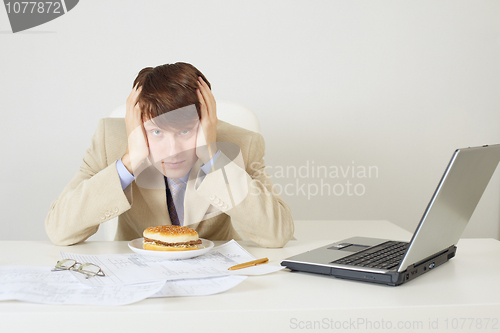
[132,86,142,103]
[197,88,208,120]
[198,77,216,118]
[127,85,142,107]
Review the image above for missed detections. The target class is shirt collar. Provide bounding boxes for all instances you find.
[166,170,190,187]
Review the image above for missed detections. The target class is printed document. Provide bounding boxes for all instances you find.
[0,267,247,305]
[61,240,283,286]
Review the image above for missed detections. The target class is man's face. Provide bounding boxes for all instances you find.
[143,112,199,179]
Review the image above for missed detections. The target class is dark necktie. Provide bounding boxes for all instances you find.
[164,177,180,226]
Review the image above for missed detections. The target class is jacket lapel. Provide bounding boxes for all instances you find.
[135,164,170,225]
[183,159,211,226]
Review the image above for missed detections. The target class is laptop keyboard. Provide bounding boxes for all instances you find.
[332,241,409,270]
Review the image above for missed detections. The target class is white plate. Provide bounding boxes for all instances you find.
[128,238,214,260]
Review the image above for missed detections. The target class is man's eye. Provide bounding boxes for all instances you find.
[180,130,190,135]
[152,130,162,136]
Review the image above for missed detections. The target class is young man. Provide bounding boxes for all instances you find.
[45,63,294,247]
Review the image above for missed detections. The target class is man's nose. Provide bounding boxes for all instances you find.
[164,137,184,157]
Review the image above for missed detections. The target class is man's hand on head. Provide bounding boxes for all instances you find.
[196,76,218,164]
[122,84,149,175]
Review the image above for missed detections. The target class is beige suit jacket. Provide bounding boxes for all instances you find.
[45,118,294,247]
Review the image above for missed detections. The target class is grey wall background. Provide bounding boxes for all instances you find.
[1,0,499,241]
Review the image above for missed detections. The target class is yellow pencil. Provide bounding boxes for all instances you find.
[228,258,269,270]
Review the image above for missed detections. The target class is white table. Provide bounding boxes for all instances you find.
[1,221,499,333]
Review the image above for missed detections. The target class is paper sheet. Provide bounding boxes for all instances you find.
[150,275,247,298]
[0,267,248,305]
[0,266,164,305]
[61,240,283,286]
[0,240,275,305]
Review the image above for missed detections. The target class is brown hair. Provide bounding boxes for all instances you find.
[133,62,211,128]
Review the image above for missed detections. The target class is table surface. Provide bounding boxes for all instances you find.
[1,220,499,333]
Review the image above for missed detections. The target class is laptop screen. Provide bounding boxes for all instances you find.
[398,145,500,271]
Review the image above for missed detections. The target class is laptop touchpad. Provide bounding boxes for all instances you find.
[328,244,369,252]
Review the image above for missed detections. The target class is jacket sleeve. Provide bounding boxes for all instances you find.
[45,119,132,245]
[194,133,294,248]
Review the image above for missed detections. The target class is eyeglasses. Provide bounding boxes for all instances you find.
[52,259,105,279]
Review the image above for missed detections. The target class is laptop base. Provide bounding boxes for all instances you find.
[281,245,456,286]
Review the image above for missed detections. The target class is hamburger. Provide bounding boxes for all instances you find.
[143,225,202,251]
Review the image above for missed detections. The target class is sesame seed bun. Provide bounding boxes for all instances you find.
[143,225,201,251]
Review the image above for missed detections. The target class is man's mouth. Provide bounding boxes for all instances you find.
[162,160,185,169]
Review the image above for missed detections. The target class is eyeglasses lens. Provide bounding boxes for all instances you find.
[55,259,77,270]
[78,263,104,277]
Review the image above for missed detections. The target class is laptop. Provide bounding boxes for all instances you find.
[281,144,500,286]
